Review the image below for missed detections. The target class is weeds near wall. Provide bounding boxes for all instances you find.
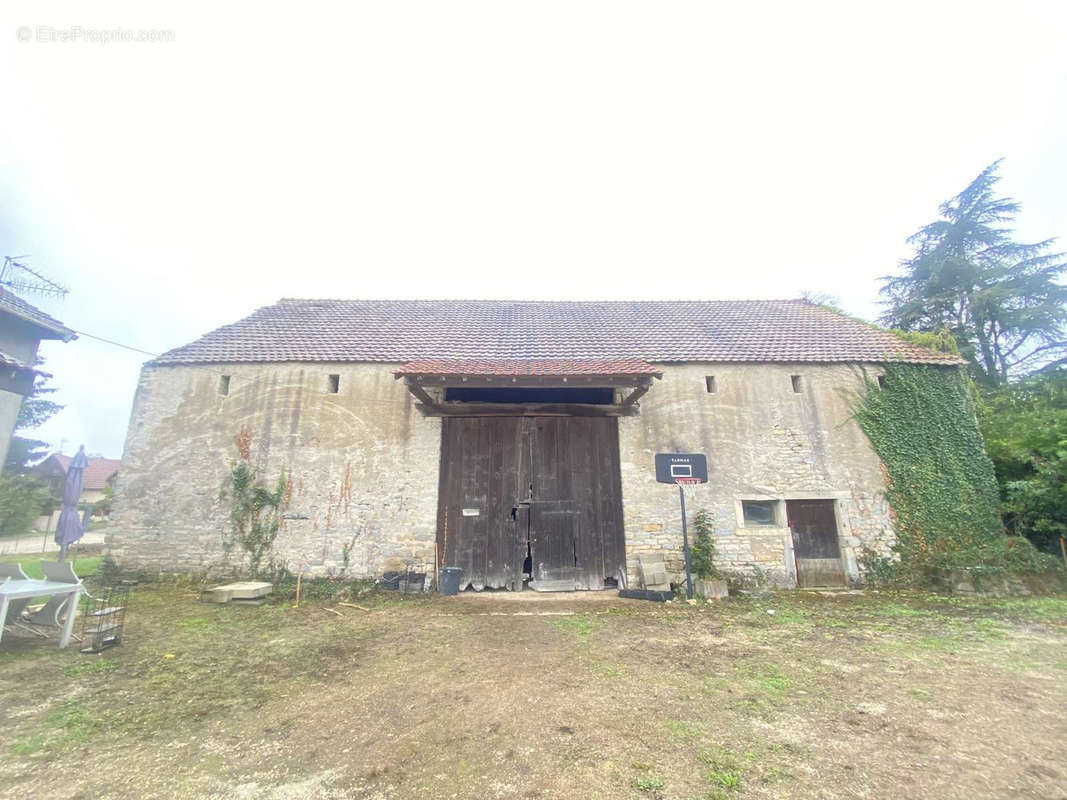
[221,429,290,578]
[855,364,1063,587]
[341,531,362,573]
[690,509,722,580]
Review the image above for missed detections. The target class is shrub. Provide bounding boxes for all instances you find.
[0,474,52,535]
[690,508,722,580]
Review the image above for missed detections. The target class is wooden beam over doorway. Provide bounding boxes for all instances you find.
[415,402,639,418]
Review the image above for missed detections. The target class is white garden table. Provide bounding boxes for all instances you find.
[0,579,84,648]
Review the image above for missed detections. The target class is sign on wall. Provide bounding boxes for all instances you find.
[654,453,708,484]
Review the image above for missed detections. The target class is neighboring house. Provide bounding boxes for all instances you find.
[109,299,961,589]
[0,287,76,467]
[33,453,120,529]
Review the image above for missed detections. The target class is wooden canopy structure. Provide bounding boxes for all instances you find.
[393,358,662,417]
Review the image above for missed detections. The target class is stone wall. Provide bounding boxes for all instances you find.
[109,363,441,578]
[110,359,893,587]
[618,362,893,587]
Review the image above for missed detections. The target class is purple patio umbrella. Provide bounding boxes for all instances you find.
[55,445,89,561]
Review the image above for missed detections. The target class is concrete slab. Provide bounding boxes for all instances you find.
[201,581,273,604]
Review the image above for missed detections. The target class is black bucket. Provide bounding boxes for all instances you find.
[439,567,463,596]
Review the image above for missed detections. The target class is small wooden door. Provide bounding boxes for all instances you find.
[786,499,846,587]
[528,500,579,589]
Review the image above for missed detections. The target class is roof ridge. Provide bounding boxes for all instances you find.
[276,297,813,305]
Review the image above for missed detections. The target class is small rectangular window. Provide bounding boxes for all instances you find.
[218,375,230,396]
[327,374,340,394]
[742,500,778,527]
[705,376,717,393]
[877,375,887,389]
[791,375,802,393]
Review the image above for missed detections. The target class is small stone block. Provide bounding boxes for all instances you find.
[201,581,273,604]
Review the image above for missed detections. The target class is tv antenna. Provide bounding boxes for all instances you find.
[1,256,69,300]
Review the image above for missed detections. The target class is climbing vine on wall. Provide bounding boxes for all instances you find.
[855,363,1057,583]
[221,428,291,578]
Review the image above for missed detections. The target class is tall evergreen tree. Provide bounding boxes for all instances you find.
[4,356,62,474]
[881,160,1067,386]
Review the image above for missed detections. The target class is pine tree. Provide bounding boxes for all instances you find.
[881,160,1067,386]
[4,356,62,474]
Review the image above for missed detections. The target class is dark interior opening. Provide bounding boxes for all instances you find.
[444,386,615,404]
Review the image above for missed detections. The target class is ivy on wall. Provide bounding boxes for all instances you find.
[855,363,1059,583]
[220,428,291,578]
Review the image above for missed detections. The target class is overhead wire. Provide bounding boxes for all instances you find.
[71,328,234,378]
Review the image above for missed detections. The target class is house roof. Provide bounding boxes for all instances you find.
[395,358,664,377]
[151,298,961,367]
[0,350,50,376]
[0,287,76,341]
[36,454,121,491]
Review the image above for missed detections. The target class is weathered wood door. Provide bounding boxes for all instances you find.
[786,499,846,588]
[437,416,625,591]
[437,417,526,591]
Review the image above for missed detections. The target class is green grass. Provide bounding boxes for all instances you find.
[632,774,665,793]
[698,749,744,793]
[0,553,100,580]
[62,658,119,678]
[552,613,600,638]
[664,719,704,741]
[995,597,1067,622]
[10,699,113,755]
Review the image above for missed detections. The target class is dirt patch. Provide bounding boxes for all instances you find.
[1,589,1065,799]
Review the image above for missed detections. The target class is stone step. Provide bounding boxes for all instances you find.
[201,581,273,604]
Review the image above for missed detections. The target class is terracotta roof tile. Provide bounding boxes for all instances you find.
[45,455,121,491]
[152,299,961,366]
[395,358,663,377]
[0,288,75,340]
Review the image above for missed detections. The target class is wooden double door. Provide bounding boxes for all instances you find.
[437,416,626,591]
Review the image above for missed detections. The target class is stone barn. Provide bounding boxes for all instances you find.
[109,299,960,589]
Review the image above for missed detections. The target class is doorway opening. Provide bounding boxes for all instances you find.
[786,499,846,587]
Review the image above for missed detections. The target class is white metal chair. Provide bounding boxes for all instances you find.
[1,565,50,637]
[26,561,83,629]
[1,594,42,637]
[40,561,81,584]
[0,563,29,581]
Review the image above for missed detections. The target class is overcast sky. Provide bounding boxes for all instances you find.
[1,1,1065,459]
